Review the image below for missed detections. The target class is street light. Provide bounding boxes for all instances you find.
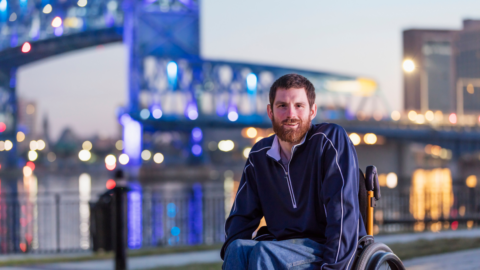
[403,59,428,112]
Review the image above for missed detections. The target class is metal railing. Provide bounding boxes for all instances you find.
[0,184,478,254]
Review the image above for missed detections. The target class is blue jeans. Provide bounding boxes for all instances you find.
[223,238,325,270]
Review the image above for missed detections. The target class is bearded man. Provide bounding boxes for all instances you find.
[221,74,366,269]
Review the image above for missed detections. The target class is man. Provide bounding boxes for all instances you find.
[221,74,366,269]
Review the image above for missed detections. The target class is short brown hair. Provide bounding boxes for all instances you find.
[269,74,316,109]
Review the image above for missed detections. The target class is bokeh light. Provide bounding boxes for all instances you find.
[43,4,52,14]
[23,166,32,177]
[5,140,13,151]
[390,111,401,121]
[141,150,152,160]
[26,161,35,171]
[47,152,56,162]
[17,131,25,142]
[37,140,46,150]
[153,153,164,164]
[349,133,361,146]
[228,111,238,122]
[152,108,163,119]
[106,179,116,190]
[30,140,38,151]
[77,0,88,7]
[105,154,116,165]
[21,42,31,53]
[408,110,417,121]
[218,140,234,152]
[119,154,129,165]
[243,147,251,159]
[140,109,150,119]
[28,151,38,161]
[192,127,202,142]
[466,175,477,188]
[246,127,257,138]
[403,59,415,72]
[386,172,398,188]
[115,140,124,150]
[364,133,377,145]
[82,141,92,151]
[192,145,202,156]
[51,17,62,28]
[78,150,91,161]
[425,110,434,121]
[449,113,457,124]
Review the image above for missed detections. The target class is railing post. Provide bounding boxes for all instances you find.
[55,194,60,253]
[113,188,127,270]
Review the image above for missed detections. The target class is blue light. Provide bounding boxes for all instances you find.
[140,108,150,119]
[167,203,176,218]
[152,106,162,119]
[188,183,203,244]
[192,144,202,156]
[192,127,202,142]
[228,107,238,122]
[122,114,142,165]
[54,26,63,37]
[128,189,142,249]
[186,103,198,120]
[0,0,7,12]
[20,0,28,10]
[171,226,180,236]
[246,73,257,92]
[167,61,177,86]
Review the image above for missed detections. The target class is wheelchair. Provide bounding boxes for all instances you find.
[254,165,405,270]
[351,165,405,270]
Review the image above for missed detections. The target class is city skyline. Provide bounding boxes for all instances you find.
[17,0,480,140]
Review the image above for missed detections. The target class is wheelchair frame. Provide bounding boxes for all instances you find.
[352,165,405,270]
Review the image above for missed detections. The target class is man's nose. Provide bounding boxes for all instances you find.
[286,104,297,118]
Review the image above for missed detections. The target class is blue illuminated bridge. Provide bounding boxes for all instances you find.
[0,0,479,169]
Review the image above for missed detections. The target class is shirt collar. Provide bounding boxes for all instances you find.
[266,130,308,161]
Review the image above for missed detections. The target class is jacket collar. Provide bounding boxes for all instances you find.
[266,129,309,161]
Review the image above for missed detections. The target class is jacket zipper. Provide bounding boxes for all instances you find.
[272,146,298,209]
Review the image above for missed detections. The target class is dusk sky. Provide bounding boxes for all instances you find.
[17,0,480,140]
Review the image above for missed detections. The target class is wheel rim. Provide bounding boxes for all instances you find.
[367,252,404,270]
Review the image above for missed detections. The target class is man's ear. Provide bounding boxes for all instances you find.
[267,104,273,121]
[310,103,317,120]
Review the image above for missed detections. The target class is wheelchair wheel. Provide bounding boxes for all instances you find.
[354,242,405,270]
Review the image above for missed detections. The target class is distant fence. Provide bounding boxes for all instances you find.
[0,187,228,254]
[376,184,480,234]
[0,184,478,254]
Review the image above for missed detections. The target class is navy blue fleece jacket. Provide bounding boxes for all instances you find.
[221,123,366,269]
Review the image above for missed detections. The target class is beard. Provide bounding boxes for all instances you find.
[272,114,311,144]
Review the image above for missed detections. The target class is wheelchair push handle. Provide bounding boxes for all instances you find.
[365,166,381,200]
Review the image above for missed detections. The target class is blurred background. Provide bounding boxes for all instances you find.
[0,0,479,260]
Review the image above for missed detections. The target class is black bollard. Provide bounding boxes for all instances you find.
[113,187,128,270]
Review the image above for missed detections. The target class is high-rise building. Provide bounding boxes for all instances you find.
[403,19,480,115]
[455,20,480,114]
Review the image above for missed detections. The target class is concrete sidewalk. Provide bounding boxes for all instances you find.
[0,228,479,270]
[403,248,480,270]
[0,250,222,270]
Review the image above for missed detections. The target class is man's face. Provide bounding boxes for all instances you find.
[267,88,317,143]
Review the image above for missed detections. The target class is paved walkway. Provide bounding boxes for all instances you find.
[403,248,480,270]
[0,250,222,270]
[0,229,479,269]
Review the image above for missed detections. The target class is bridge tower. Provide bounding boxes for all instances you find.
[122,0,201,167]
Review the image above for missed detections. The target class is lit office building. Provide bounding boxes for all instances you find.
[403,19,480,115]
